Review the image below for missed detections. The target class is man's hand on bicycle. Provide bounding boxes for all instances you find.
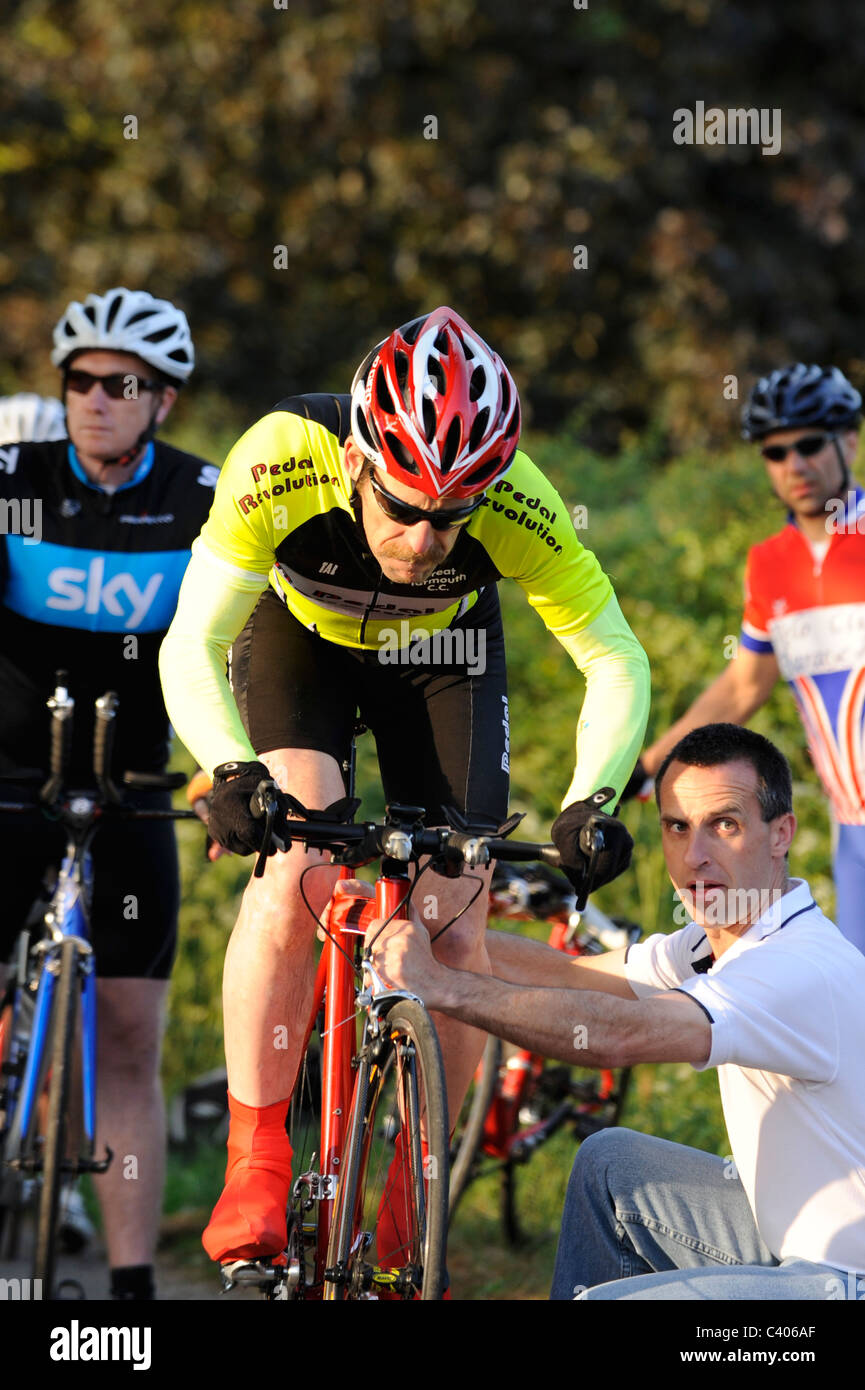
[551,788,634,898]
[363,910,448,1009]
[208,761,283,856]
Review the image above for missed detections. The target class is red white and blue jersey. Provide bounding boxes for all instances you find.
[740,488,865,825]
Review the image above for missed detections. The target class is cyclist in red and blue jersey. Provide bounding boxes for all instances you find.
[0,288,216,1298]
[628,364,865,952]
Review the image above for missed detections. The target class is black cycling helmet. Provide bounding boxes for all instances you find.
[741,363,861,442]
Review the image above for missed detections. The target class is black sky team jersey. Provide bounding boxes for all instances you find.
[0,437,216,778]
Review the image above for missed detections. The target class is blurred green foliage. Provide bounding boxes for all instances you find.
[2,0,865,446]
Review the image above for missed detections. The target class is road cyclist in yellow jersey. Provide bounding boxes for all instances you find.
[159,307,650,1280]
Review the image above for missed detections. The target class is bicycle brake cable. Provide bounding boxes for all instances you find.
[360,861,427,954]
[428,871,485,943]
[298,862,361,975]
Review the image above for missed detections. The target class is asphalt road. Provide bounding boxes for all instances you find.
[1,1221,261,1302]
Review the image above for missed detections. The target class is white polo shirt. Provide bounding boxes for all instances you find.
[625,879,865,1270]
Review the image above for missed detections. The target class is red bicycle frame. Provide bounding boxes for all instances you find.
[297,865,412,1292]
[476,902,618,1163]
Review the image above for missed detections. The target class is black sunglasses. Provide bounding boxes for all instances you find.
[368,472,484,530]
[760,433,834,463]
[65,370,163,400]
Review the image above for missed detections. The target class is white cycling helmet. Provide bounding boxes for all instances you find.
[51,287,195,383]
[0,393,67,446]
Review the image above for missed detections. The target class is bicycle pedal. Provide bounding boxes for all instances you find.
[219,1253,288,1292]
[220,1258,277,1290]
[54,1278,86,1300]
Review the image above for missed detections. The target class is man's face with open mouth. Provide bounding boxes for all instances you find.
[658,757,793,934]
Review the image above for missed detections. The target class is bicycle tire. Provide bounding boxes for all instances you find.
[324,999,449,1300]
[0,941,44,1260]
[0,983,25,1259]
[284,1021,322,1299]
[33,936,79,1294]
[448,1034,501,1219]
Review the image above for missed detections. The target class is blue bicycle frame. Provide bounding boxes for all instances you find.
[5,826,99,1168]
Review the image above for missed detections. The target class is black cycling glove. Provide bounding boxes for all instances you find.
[619,756,652,803]
[551,789,634,894]
[209,760,281,856]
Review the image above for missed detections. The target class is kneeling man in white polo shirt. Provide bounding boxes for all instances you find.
[366,722,865,1299]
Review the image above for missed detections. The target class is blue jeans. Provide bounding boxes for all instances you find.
[550,1129,863,1301]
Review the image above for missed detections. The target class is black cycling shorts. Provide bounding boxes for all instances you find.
[0,789,179,979]
[230,585,510,830]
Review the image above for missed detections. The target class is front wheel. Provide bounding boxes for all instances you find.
[33,937,80,1294]
[325,1000,449,1300]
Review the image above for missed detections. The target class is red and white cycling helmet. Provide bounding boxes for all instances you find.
[350,307,521,499]
[51,287,195,384]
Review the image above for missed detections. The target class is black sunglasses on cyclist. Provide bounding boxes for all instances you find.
[65,370,163,399]
[760,433,834,463]
[368,472,485,530]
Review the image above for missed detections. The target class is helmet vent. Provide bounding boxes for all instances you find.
[469,407,490,451]
[469,365,486,402]
[354,407,379,452]
[375,368,395,415]
[394,349,410,391]
[402,317,424,346]
[433,328,450,355]
[104,294,122,330]
[465,455,501,487]
[384,431,420,476]
[441,418,462,472]
[427,357,446,395]
[422,396,437,442]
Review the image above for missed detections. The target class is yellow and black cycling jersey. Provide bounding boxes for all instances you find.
[195,392,612,649]
[160,393,650,803]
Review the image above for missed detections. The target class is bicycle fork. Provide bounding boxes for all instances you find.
[317,867,413,1295]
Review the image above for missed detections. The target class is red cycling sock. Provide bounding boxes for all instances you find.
[202,1093,293,1263]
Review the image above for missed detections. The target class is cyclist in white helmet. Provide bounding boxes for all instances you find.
[0,288,215,1299]
[0,393,66,446]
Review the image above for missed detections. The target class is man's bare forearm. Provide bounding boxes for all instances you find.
[365,920,711,1066]
[432,966,641,1067]
[485,929,635,997]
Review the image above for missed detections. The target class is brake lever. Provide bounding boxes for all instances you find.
[251,782,287,879]
[574,821,605,912]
